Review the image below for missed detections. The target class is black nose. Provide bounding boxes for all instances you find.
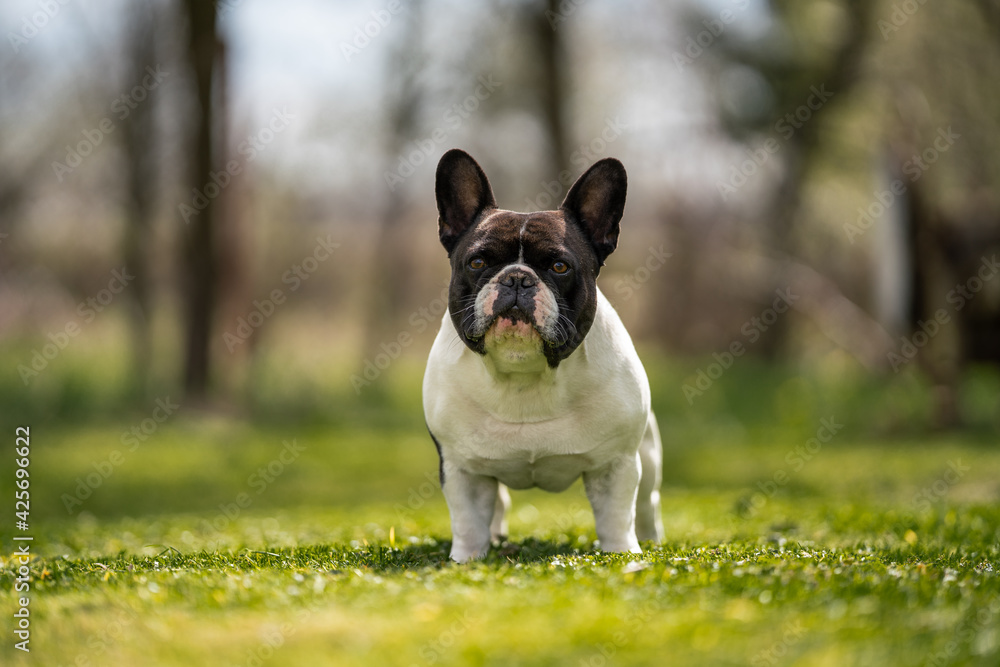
[501,272,536,288]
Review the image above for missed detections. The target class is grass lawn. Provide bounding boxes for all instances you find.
[1,353,999,666]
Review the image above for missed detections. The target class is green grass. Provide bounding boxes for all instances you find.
[1,350,999,666]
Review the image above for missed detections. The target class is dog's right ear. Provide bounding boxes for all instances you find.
[560,158,627,266]
[435,149,496,254]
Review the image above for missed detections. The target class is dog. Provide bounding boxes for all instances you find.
[422,149,663,562]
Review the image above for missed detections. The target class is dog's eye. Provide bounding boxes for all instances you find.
[469,257,486,271]
[551,261,569,274]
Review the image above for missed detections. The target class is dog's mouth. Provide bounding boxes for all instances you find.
[457,299,581,368]
[488,309,539,336]
[470,307,565,348]
[458,279,576,356]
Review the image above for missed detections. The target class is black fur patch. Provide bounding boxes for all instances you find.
[427,427,445,486]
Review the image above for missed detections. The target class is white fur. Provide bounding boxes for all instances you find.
[423,288,663,562]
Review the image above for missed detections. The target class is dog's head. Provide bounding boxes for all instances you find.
[434,149,627,368]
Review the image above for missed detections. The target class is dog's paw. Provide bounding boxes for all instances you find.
[598,536,642,554]
[449,540,491,563]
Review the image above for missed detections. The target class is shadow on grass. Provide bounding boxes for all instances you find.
[485,537,589,564]
[307,536,590,570]
[32,537,595,583]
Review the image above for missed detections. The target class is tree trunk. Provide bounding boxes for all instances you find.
[756,0,875,357]
[179,0,221,400]
[360,0,426,375]
[535,0,570,177]
[122,2,158,399]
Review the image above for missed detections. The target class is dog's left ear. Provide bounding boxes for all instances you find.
[435,149,497,255]
[560,158,627,265]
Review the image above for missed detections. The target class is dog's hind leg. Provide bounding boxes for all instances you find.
[635,412,664,543]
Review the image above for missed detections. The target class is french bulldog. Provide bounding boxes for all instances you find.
[423,149,663,562]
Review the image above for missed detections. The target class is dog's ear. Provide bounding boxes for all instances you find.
[560,158,627,265]
[435,149,497,254]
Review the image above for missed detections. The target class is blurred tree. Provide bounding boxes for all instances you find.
[0,62,62,244]
[362,0,427,372]
[121,2,160,398]
[533,0,571,177]
[879,0,1000,425]
[499,0,571,179]
[701,0,879,359]
[178,0,224,400]
[693,0,1000,425]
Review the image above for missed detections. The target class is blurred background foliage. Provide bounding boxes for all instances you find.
[1,0,999,436]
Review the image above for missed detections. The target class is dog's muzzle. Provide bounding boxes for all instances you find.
[467,266,566,346]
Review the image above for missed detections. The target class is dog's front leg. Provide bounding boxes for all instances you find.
[583,452,642,554]
[442,461,499,562]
